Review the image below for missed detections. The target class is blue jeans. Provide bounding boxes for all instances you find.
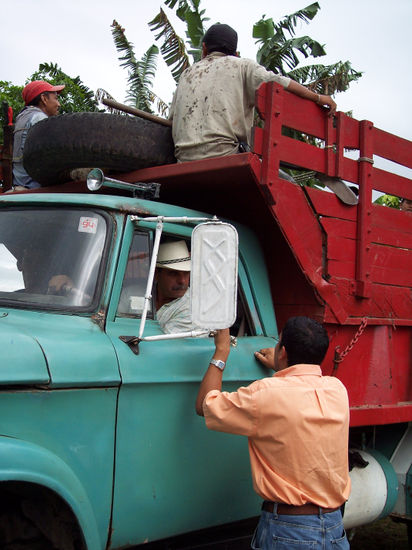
[251,503,349,549]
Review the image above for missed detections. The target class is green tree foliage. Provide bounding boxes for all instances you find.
[374,194,401,209]
[110,20,168,115]
[0,81,24,119]
[111,2,362,117]
[0,65,99,141]
[0,81,24,142]
[253,5,362,95]
[31,63,100,113]
[148,1,362,96]
[149,0,208,79]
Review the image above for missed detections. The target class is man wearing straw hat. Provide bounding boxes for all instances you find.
[155,239,202,334]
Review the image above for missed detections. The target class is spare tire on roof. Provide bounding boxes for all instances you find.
[23,112,176,186]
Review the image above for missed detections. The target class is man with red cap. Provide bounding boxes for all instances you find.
[12,80,65,190]
[169,23,337,162]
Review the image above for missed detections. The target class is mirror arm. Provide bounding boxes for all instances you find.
[138,219,164,339]
[140,330,210,341]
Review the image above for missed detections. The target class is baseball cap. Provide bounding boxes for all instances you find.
[203,24,238,55]
[22,80,65,106]
[156,240,191,272]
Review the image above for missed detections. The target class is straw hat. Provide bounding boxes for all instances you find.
[156,240,191,271]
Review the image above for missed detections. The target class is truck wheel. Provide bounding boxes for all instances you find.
[23,112,176,186]
[0,499,52,549]
[0,484,85,550]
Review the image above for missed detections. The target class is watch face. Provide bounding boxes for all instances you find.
[211,359,225,370]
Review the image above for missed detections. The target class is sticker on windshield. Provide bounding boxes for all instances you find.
[78,217,98,234]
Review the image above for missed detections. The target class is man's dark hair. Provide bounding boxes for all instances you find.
[280,316,329,366]
[203,24,238,56]
[29,92,51,107]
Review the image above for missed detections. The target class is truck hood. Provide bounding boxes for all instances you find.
[0,321,50,385]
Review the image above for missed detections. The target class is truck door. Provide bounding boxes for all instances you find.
[105,217,276,548]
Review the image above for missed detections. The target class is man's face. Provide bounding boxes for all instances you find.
[42,92,61,116]
[401,199,412,212]
[156,268,190,303]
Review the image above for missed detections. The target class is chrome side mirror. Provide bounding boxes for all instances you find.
[191,222,238,330]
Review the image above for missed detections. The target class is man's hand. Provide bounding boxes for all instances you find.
[255,347,275,370]
[287,81,337,116]
[47,274,74,295]
[318,94,337,116]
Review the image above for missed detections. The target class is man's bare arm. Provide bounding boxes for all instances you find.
[287,80,337,115]
[195,329,230,416]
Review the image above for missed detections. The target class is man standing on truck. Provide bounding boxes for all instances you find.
[12,80,65,190]
[169,24,337,162]
[196,316,350,549]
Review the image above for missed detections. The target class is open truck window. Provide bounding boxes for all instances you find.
[0,208,107,310]
[116,231,254,336]
[117,231,152,316]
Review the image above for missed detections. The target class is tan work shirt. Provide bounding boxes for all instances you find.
[203,364,351,508]
[169,52,291,162]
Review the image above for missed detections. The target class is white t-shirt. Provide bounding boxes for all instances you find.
[169,52,290,162]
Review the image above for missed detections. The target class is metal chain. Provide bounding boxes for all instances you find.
[334,317,368,366]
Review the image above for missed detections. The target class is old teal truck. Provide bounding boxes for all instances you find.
[0,82,411,548]
[0,190,264,550]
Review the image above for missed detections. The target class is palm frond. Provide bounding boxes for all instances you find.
[288,61,363,94]
[111,20,139,74]
[257,34,325,74]
[274,2,320,38]
[165,0,208,59]
[138,44,159,91]
[149,8,190,82]
[111,21,163,113]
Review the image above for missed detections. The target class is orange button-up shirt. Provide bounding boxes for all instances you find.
[203,364,351,508]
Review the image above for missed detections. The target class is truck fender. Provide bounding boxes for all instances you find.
[0,435,102,550]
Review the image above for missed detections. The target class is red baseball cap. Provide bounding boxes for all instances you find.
[22,80,65,106]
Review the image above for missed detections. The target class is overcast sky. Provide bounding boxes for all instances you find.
[3,0,411,149]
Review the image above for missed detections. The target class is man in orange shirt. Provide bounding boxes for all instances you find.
[196,316,350,549]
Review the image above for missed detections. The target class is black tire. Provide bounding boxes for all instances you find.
[23,112,176,186]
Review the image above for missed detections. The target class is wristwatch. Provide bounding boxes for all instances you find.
[210,358,226,371]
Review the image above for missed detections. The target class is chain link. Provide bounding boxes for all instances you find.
[334,317,368,367]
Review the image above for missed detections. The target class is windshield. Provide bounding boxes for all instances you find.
[0,208,107,309]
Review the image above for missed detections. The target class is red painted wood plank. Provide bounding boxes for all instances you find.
[326,277,412,321]
[327,259,355,279]
[327,241,412,285]
[322,217,412,249]
[306,187,357,221]
[372,203,412,234]
[350,404,412,426]
[278,136,326,172]
[374,127,412,169]
[371,264,412,287]
[373,167,412,200]
[372,226,412,249]
[371,245,412,270]
[252,126,264,156]
[327,236,355,262]
[281,92,332,140]
[336,114,360,150]
[321,218,356,239]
